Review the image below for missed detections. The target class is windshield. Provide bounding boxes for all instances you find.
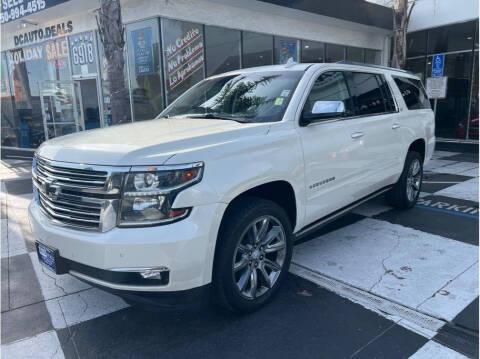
[159,71,303,123]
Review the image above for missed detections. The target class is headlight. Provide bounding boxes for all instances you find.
[119,162,203,226]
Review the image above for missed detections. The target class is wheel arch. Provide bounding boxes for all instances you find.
[407,138,426,163]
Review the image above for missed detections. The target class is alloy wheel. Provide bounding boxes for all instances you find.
[232,215,286,300]
[406,158,422,202]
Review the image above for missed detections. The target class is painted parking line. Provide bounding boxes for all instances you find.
[415,205,478,219]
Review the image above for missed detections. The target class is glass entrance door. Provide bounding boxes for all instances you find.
[74,78,101,130]
[40,81,81,140]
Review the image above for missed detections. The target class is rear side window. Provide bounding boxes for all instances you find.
[345,72,386,116]
[376,75,396,112]
[393,76,431,110]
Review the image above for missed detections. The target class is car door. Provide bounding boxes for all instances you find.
[343,71,401,195]
[296,71,368,225]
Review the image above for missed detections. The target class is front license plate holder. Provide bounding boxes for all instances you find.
[35,242,67,274]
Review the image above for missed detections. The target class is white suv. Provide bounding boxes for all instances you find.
[29,63,435,312]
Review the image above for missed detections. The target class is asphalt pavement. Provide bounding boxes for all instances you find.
[1,150,478,359]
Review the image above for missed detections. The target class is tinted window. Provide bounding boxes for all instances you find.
[345,72,385,115]
[406,31,427,57]
[303,72,354,118]
[393,76,431,110]
[242,32,273,68]
[205,26,240,76]
[428,21,476,54]
[376,75,396,112]
[365,49,382,65]
[161,19,205,105]
[346,47,364,63]
[301,40,324,63]
[325,44,344,62]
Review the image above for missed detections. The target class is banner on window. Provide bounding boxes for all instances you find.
[131,27,154,76]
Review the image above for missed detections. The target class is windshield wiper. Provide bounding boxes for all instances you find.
[185,113,250,123]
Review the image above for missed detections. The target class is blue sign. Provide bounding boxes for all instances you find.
[279,40,297,64]
[432,54,445,77]
[132,27,154,76]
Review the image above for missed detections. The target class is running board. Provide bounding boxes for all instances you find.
[294,185,393,240]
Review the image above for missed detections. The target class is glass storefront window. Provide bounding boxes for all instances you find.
[161,19,205,105]
[301,40,324,63]
[5,37,71,148]
[427,52,473,139]
[69,32,97,76]
[126,18,164,121]
[205,26,240,76]
[326,43,345,62]
[346,47,364,63]
[274,37,298,64]
[428,21,476,54]
[405,57,426,82]
[406,31,427,58]
[242,31,273,68]
[1,52,17,147]
[467,51,478,140]
[365,49,381,65]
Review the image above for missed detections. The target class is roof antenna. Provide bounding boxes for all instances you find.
[284,57,296,68]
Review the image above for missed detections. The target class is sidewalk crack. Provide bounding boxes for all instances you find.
[416,260,478,309]
[369,233,402,291]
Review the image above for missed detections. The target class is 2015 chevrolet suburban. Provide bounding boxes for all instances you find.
[29,62,435,312]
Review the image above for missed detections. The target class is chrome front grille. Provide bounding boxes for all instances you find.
[32,156,128,231]
[35,157,108,188]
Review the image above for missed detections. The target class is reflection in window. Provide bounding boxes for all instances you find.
[304,72,354,117]
[466,51,478,140]
[406,31,427,58]
[393,77,431,111]
[325,44,345,63]
[427,21,476,54]
[301,40,324,63]
[346,72,386,115]
[126,19,164,121]
[242,32,273,68]
[4,37,71,148]
[162,19,205,104]
[205,26,240,76]
[162,71,303,123]
[274,37,298,64]
[346,47,364,63]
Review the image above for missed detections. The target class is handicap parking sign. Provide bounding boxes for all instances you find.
[432,54,445,77]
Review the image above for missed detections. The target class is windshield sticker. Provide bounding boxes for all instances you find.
[280,90,291,97]
[274,97,284,106]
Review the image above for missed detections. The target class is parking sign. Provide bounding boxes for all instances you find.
[432,54,445,77]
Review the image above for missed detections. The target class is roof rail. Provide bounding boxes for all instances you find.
[336,61,414,75]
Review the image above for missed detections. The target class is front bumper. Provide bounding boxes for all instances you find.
[29,200,227,293]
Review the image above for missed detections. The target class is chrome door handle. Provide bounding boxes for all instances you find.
[392,123,400,129]
[351,131,364,139]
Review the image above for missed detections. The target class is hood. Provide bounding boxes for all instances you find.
[37,117,270,166]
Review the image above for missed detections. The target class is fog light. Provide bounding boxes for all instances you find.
[140,267,169,279]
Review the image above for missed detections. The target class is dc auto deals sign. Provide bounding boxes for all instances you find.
[1,0,70,24]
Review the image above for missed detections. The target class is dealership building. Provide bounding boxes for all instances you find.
[0,0,477,157]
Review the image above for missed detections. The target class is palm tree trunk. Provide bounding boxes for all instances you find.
[96,0,130,125]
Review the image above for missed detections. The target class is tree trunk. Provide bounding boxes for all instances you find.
[391,0,415,69]
[97,0,130,125]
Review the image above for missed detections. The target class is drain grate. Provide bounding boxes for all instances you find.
[290,262,446,333]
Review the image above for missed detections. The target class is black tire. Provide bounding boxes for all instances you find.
[386,151,423,209]
[212,196,293,313]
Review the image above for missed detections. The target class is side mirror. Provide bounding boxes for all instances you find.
[300,100,345,126]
